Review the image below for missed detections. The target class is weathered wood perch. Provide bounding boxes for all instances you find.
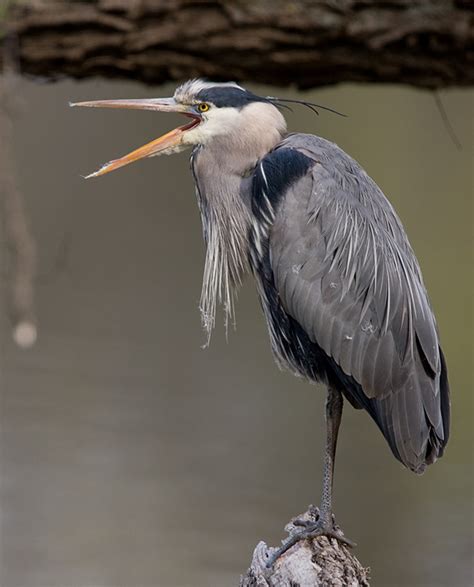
[2,0,473,89]
[240,507,369,586]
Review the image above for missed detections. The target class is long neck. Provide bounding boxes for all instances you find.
[191,107,286,340]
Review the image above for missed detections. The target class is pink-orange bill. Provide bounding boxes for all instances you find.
[70,98,199,178]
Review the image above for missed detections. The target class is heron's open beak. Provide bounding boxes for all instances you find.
[70,98,200,178]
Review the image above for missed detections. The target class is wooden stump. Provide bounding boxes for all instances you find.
[240,507,369,587]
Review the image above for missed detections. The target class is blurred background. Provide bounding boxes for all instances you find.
[1,78,471,587]
[1,2,473,586]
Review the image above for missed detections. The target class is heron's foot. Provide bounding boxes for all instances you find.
[265,506,355,569]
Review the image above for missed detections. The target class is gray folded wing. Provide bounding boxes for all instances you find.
[268,134,450,472]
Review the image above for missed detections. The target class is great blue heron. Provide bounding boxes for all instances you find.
[72,79,450,565]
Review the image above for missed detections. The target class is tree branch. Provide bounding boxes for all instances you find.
[2,0,473,89]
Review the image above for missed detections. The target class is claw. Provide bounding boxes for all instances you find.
[266,512,355,569]
[293,519,313,528]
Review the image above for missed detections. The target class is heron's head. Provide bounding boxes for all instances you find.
[71,79,287,178]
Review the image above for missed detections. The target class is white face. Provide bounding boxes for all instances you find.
[173,79,247,146]
[174,79,287,148]
[183,101,288,171]
[182,105,242,145]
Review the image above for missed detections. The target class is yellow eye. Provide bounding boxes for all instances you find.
[197,103,210,112]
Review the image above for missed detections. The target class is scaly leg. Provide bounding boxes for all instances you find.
[320,385,343,526]
[266,387,354,568]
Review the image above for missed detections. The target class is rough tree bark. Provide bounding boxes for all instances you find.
[1,0,473,89]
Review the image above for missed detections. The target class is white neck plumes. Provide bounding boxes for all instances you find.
[190,101,287,342]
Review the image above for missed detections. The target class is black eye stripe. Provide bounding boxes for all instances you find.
[195,87,269,109]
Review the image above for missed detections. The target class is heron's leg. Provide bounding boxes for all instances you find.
[319,386,343,527]
[266,387,354,568]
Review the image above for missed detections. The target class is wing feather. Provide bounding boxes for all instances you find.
[266,134,450,472]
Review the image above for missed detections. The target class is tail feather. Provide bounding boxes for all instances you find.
[365,345,450,473]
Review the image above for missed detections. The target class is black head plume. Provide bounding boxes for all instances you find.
[266,96,347,118]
